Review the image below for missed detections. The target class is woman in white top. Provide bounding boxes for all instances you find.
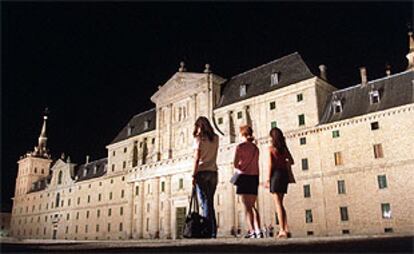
[192,116,219,238]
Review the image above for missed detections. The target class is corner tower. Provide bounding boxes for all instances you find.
[14,111,52,197]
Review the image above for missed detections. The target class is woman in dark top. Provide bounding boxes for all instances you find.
[265,127,294,238]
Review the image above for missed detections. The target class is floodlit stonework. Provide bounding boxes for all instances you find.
[9,34,414,240]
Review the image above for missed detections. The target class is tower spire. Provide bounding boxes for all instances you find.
[406,28,414,70]
[33,108,50,158]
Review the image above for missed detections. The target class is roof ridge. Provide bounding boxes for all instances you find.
[230,52,300,79]
[132,108,156,118]
[333,69,414,94]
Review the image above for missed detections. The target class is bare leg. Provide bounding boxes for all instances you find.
[241,195,254,233]
[272,193,287,237]
[252,205,261,232]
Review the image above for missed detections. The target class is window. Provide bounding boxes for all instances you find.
[297,93,303,102]
[237,111,242,119]
[66,213,70,220]
[369,90,380,104]
[218,117,223,124]
[123,161,126,169]
[298,114,305,126]
[147,203,150,213]
[76,212,79,220]
[85,225,88,233]
[124,147,127,153]
[378,175,387,189]
[384,227,393,233]
[109,192,113,200]
[135,186,139,196]
[75,225,78,233]
[381,203,391,219]
[303,185,311,198]
[96,224,100,232]
[119,223,123,232]
[269,101,276,110]
[86,210,90,219]
[271,72,279,86]
[332,130,340,138]
[87,195,90,203]
[333,100,342,113]
[337,180,346,194]
[274,212,279,225]
[120,207,123,215]
[305,210,313,223]
[299,137,306,145]
[144,120,150,130]
[108,208,112,216]
[334,152,343,166]
[307,231,314,236]
[107,223,111,232]
[97,209,100,218]
[83,169,87,177]
[112,151,116,156]
[55,193,60,208]
[161,182,165,192]
[340,207,349,221]
[98,194,101,202]
[111,164,115,172]
[271,121,277,129]
[58,171,63,185]
[179,178,184,189]
[371,121,379,130]
[152,138,155,144]
[302,158,309,170]
[121,190,124,198]
[373,144,384,158]
[342,229,350,234]
[146,218,149,231]
[240,84,247,97]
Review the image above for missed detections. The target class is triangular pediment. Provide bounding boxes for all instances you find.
[50,159,67,171]
[151,72,209,105]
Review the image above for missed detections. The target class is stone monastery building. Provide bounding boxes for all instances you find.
[10,32,414,240]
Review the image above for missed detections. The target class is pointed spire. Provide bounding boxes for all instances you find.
[33,108,50,158]
[406,29,414,70]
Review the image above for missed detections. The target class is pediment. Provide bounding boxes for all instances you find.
[50,159,67,171]
[151,72,208,105]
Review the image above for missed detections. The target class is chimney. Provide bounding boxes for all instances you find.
[359,67,368,87]
[319,65,328,81]
[86,155,90,164]
[385,64,391,77]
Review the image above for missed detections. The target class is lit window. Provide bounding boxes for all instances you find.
[334,152,343,166]
[381,203,391,219]
[369,90,381,104]
[144,120,150,130]
[340,207,349,221]
[303,185,311,198]
[337,180,346,194]
[240,84,247,97]
[333,99,342,113]
[297,93,303,102]
[373,144,384,158]
[332,130,340,138]
[305,210,313,223]
[300,137,306,145]
[371,122,379,130]
[271,72,279,86]
[269,101,276,110]
[378,175,387,189]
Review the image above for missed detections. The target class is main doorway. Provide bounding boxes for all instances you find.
[175,207,186,239]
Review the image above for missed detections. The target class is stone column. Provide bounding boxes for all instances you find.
[165,175,172,238]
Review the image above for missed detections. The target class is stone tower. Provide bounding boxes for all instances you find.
[14,112,52,197]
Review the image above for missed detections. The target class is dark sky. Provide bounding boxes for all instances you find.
[1,2,413,208]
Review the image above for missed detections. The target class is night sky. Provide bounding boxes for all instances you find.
[2,2,413,208]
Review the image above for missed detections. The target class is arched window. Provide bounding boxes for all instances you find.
[56,193,60,208]
[58,171,63,185]
[132,142,138,167]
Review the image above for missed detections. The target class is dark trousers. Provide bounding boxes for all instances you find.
[195,171,218,238]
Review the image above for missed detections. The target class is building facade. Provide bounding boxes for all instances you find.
[9,33,414,240]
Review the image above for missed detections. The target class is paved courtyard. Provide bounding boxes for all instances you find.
[1,234,413,253]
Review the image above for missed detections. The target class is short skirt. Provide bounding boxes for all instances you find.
[270,169,289,194]
[236,174,259,195]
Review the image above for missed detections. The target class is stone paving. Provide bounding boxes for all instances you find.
[1,234,413,253]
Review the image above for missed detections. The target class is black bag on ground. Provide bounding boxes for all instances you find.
[182,187,210,238]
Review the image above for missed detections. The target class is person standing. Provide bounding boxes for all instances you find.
[233,125,263,238]
[192,116,219,238]
[265,127,295,238]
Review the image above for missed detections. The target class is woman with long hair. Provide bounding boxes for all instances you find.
[192,116,219,238]
[265,127,294,238]
[233,125,263,238]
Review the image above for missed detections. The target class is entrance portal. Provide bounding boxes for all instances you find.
[175,207,186,239]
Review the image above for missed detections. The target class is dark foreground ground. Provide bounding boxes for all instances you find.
[1,234,413,253]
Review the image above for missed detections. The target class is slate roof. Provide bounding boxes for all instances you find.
[28,175,51,193]
[110,108,156,144]
[74,158,108,182]
[216,52,315,108]
[320,70,414,124]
